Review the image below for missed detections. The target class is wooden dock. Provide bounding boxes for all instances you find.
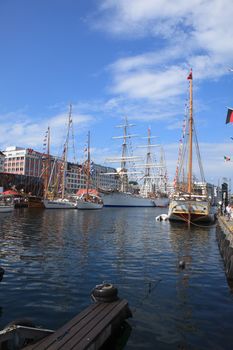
[23,299,131,350]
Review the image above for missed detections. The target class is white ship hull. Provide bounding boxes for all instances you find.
[153,197,169,207]
[0,205,14,213]
[77,200,103,210]
[101,192,155,207]
[168,199,215,223]
[43,199,77,209]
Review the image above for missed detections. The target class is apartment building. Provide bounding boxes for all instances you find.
[3,146,120,194]
[0,152,5,173]
[3,146,43,177]
[65,162,120,194]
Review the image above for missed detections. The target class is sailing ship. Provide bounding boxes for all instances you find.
[139,128,169,207]
[168,70,214,223]
[43,105,77,209]
[76,131,103,210]
[99,119,155,207]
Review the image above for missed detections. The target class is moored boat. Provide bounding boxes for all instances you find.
[168,70,214,224]
[101,191,155,207]
[76,132,103,210]
[0,195,14,213]
[43,198,77,209]
[42,105,77,209]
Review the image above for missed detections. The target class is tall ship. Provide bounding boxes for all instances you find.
[139,128,169,207]
[99,119,155,207]
[76,131,103,210]
[43,105,77,209]
[168,70,214,224]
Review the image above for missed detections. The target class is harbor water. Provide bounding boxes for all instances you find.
[0,207,232,349]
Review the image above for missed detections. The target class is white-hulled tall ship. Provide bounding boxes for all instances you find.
[168,70,214,224]
[139,128,169,208]
[99,119,155,207]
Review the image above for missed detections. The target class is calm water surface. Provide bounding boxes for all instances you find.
[0,208,232,349]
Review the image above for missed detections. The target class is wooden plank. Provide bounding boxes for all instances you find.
[23,300,129,350]
[67,299,129,350]
[23,302,106,350]
[52,300,127,350]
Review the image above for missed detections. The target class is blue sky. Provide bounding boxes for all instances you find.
[0,0,233,185]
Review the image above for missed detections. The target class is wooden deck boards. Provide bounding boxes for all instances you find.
[23,299,130,350]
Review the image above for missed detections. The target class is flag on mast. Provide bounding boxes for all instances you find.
[187,69,192,80]
[226,108,233,124]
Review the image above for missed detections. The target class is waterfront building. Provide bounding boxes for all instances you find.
[65,162,120,194]
[2,146,120,195]
[3,146,43,177]
[0,152,5,173]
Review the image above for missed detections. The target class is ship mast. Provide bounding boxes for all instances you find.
[61,104,72,199]
[187,69,193,194]
[43,126,50,200]
[86,131,91,196]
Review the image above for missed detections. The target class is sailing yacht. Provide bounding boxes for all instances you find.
[76,131,103,210]
[43,105,77,209]
[99,119,155,207]
[168,70,214,224]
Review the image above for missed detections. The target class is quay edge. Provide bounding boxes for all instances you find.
[217,216,233,280]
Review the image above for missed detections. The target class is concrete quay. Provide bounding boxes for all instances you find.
[217,215,233,280]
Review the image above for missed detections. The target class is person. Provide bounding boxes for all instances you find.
[226,204,232,221]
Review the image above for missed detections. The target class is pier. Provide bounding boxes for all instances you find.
[217,215,233,280]
[0,283,132,350]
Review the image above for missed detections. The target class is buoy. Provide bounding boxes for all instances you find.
[91,283,118,303]
[179,260,186,269]
[0,267,5,282]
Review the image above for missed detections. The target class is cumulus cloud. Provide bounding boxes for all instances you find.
[94,0,233,108]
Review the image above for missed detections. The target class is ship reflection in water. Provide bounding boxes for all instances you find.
[0,208,232,349]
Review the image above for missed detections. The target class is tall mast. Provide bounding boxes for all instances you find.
[145,128,151,178]
[187,69,193,194]
[86,131,91,195]
[61,104,72,199]
[44,126,50,199]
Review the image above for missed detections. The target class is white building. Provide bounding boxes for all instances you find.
[3,146,43,177]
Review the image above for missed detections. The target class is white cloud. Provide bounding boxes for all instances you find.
[0,107,95,157]
[94,0,233,108]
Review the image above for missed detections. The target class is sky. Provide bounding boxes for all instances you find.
[0,0,233,186]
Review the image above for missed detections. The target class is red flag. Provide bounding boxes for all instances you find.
[226,108,233,124]
[187,70,192,80]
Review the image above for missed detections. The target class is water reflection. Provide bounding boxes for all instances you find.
[0,208,232,349]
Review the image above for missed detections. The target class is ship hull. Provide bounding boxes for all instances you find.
[43,199,77,209]
[0,205,14,213]
[153,197,170,208]
[77,200,103,210]
[101,192,155,207]
[168,199,215,223]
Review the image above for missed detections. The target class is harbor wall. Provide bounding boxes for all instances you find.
[217,216,233,280]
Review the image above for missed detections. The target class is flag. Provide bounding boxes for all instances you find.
[224,156,231,161]
[226,108,233,124]
[187,70,192,80]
